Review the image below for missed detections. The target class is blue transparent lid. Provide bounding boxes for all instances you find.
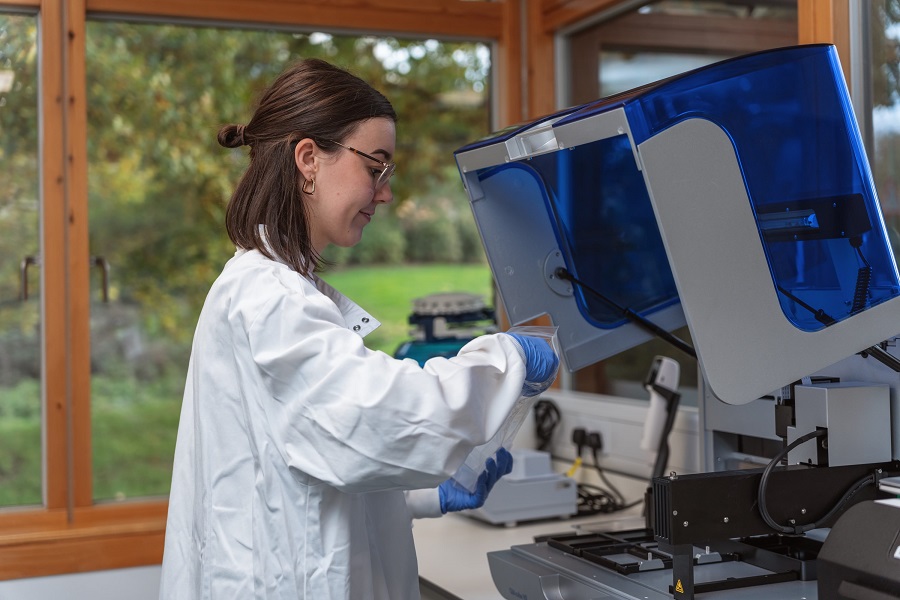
[472,137,678,330]
[558,44,900,331]
[461,44,900,336]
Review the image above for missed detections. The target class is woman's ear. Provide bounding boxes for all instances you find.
[293,138,317,180]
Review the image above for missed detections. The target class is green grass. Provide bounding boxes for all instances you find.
[320,263,494,355]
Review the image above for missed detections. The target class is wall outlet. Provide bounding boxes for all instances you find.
[525,389,701,480]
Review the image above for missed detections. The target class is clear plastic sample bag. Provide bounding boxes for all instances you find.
[449,325,561,493]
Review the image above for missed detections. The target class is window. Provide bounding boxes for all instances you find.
[0,11,40,508]
[0,0,501,580]
[85,20,492,501]
[866,1,900,257]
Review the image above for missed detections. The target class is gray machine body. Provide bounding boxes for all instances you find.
[472,111,900,600]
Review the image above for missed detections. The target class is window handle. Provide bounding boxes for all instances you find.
[91,256,110,303]
[19,255,110,302]
[19,255,40,301]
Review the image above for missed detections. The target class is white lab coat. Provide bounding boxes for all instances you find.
[159,248,528,599]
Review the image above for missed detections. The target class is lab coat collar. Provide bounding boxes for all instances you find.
[241,225,381,338]
[311,274,381,338]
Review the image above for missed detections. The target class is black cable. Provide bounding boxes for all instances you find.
[532,399,561,452]
[757,429,875,534]
[576,482,641,516]
[589,446,624,505]
[572,445,643,516]
[776,285,836,326]
[554,268,696,359]
[546,447,642,516]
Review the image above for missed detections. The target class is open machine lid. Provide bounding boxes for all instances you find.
[456,45,900,404]
[456,104,685,372]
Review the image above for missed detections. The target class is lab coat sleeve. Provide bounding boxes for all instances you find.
[404,488,443,519]
[241,275,528,494]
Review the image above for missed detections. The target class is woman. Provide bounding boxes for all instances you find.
[160,58,558,600]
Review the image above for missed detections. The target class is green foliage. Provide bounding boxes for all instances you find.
[0,376,41,507]
[0,15,40,313]
[91,373,184,500]
[0,377,39,420]
[458,215,485,263]
[345,212,407,265]
[403,210,463,263]
[0,414,41,506]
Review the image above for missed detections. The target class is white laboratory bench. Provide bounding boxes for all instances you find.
[413,469,649,600]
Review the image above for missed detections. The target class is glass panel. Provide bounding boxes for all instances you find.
[562,0,798,401]
[599,51,732,96]
[639,0,796,20]
[615,45,900,330]
[0,13,41,507]
[471,139,678,329]
[86,21,490,501]
[870,2,900,257]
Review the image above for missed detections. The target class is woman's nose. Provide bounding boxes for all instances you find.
[375,182,393,204]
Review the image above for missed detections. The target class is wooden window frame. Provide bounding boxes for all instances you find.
[0,0,518,580]
[0,0,850,581]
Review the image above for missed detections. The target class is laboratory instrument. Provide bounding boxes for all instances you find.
[455,44,900,600]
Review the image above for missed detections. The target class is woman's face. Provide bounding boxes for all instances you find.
[303,117,396,253]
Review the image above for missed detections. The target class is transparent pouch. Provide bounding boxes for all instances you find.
[450,325,561,493]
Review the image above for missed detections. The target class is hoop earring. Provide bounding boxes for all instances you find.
[302,178,316,194]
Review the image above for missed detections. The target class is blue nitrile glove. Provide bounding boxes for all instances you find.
[507,333,560,396]
[439,448,514,514]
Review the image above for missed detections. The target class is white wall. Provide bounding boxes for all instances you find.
[537,389,700,479]
[0,566,159,600]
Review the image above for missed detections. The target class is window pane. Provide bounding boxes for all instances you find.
[0,13,41,508]
[86,21,490,501]
[599,51,732,96]
[870,2,900,256]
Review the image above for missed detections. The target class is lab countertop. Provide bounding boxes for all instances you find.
[413,484,646,600]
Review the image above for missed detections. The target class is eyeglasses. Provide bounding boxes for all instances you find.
[325,139,396,190]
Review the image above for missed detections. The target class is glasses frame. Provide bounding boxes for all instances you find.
[324,139,396,190]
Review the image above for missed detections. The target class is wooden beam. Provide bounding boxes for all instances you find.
[591,12,796,54]
[798,0,834,44]
[0,502,167,580]
[0,525,165,580]
[0,0,39,7]
[528,0,555,117]
[41,0,70,514]
[541,0,627,34]
[60,0,94,510]
[84,0,504,40]
[798,0,850,88]
[496,0,524,127]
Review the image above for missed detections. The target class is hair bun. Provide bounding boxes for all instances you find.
[217,124,247,148]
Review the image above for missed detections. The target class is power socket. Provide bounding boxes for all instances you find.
[538,389,701,480]
[586,431,603,453]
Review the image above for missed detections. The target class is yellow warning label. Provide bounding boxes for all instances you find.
[675,580,685,594]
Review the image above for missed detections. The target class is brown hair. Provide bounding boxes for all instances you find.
[218,58,397,275]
